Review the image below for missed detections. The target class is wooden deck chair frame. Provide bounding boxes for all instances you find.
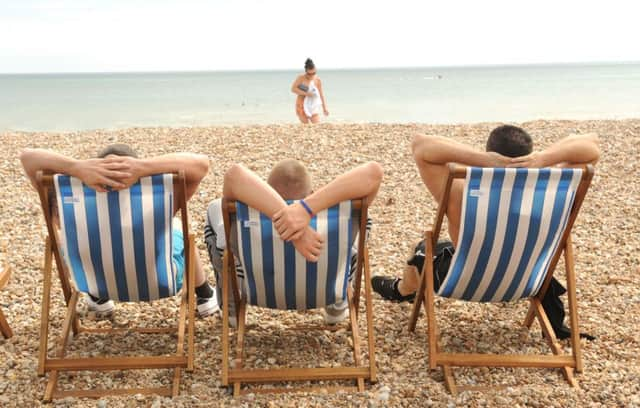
[35,171,197,401]
[408,164,594,394]
[220,198,377,396]
[0,244,13,339]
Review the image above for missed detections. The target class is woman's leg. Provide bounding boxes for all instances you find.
[296,101,309,123]
[310,114,321,124]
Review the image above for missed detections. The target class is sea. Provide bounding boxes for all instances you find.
[1,62,638,132]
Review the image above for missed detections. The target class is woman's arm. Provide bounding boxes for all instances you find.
[317,78,329,115]
[291,76,309,97]
[273,162,383,240]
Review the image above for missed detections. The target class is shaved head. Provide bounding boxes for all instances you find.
[267,159,312,200]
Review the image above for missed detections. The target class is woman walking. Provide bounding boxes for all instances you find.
[291,58,329,124]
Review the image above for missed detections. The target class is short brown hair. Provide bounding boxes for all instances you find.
[486,125,533,158]
[267,159,312,200]
[97,143,138,158]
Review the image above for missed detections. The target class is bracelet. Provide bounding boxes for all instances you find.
[299,199,314,217]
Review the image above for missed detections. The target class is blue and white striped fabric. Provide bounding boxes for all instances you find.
[235,201,354,310]
[438,167,583,302]
[54,174,177,302]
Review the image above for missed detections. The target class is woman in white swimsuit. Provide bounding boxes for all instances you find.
[291,58,329,124]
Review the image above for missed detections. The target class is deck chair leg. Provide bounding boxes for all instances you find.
[523,301,536,329]
[221,251,231,387]
[423,233,439,371]
[172,283,189,397]
[442,365,457,395]
[233,300,247,397]
[0,309,12,339]
[408,264,426,333]
[352,258,363,320]
[532,299,577,387]
[187,235,196,372]
[362,246,377,383]
[347,287,365,391]
[44,291,79,401]
[564,237,583,373]
[38,237,54,377]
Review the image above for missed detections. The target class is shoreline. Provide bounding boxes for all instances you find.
[3,117,640,135]
[1,119,639,406]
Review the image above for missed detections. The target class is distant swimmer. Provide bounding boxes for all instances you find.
[291,58,329,124]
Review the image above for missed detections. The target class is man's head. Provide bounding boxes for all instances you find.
[267,159,312,200]
[486,125,533,158]
[97,143,138,159]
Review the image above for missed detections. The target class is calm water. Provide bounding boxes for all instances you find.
[1,63,638,132]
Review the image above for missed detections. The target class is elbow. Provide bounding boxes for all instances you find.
[590,145,601,164]
[19,148,34,167]
[224,163,246,187]
[193,154,210,180]
[364,161,384,189]
[590,134,601,163]
[411,134,436,162]
[19,148,38,173]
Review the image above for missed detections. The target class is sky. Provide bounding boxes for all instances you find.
[1,0,639,73]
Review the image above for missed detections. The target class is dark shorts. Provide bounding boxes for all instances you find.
[406,240,455,292]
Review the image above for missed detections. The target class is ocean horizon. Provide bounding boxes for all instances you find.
[1,62,639,132]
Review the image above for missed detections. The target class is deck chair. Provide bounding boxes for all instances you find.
[35,171,197,400]
[408,164,594,394]
[220,199,376,396]
[0,246,13,339]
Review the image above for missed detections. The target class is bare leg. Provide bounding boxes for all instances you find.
[194,250,206,287]
[295,101,309,124]
[297,113,309,124]
[310,114,320,124]
[398,265,420,295]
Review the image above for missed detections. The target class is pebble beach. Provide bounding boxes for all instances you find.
[0,119,639,407]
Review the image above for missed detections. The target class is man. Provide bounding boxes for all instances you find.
[372,125,600,339]
[20,144,219,317]
[205,159,382,325]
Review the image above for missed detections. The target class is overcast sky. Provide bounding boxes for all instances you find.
[1,0,639,73]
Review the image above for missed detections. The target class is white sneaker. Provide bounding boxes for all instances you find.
[85,294,115,316]
[197,289,220,318]
[322,300,349,325]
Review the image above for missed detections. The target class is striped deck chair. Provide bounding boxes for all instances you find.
[35,171,197,400]
[220,199,376,396]
[408,164,594,394]
[0,246,13,339]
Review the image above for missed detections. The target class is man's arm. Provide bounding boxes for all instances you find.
[411,134,511,205]
[273,162,383,241]
[222,164,323,261]
[510,133,600,168]
[223,164,288,216]
[19,148,131,192]
[112,153,209,201]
